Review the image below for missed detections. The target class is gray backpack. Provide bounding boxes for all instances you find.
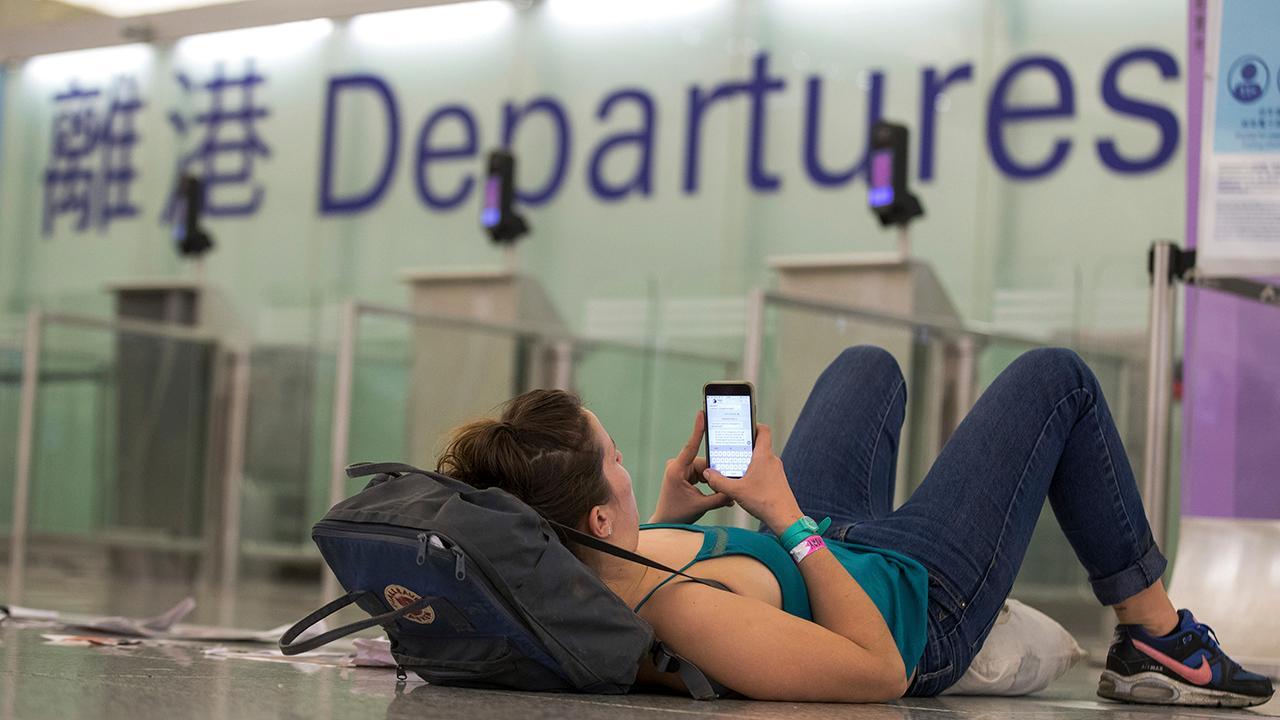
[280,462,732,699]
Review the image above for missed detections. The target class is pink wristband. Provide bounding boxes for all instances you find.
[788,534,826,564]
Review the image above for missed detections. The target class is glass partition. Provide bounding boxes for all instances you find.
[237,344,329,564]
[3,306,743,614]
[4,299,1149,639]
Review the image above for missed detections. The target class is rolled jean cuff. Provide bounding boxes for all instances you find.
[1089,543,1168,606]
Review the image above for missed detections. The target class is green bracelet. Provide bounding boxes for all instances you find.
[777,516,831,551]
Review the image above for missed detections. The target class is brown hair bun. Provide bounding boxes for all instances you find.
[436,389,610,533]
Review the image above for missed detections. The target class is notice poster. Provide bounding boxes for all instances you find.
[1197,0,1280,276]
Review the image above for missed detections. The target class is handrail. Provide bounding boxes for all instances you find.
[761,291,1140,365]
[352,301,740,365]
[39,311,219,343]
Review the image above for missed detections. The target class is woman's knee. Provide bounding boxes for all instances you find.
[1010,347,1093,386]
[829,345,904,387]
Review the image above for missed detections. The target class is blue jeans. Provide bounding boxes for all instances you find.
[773,346,1168,696]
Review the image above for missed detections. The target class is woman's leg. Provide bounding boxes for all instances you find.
[845,348,1168,686]
[771,345,907,534]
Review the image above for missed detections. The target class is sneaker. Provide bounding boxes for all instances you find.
[1098,609,1274,707]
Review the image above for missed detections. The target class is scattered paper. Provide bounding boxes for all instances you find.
[203,646,352,673]
[42,634,143,647]
[352,637,396,667]
[5,598,328,645]
[146,622,327,644]
[63,597,196,637]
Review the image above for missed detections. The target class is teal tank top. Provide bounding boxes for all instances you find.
[636,523,929,678]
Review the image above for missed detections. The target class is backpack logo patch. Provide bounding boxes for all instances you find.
[384,584,436,624]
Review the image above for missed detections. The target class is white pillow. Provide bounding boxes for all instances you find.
[941,598,1086,696]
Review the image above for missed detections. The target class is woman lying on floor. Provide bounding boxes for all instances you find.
[436,346,1274,706]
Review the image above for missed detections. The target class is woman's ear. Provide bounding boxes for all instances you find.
[587,505,613,539]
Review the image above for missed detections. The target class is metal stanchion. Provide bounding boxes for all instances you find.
[551,340,574,391]
[731,289,768,529]
[1142,242,1177,550]
[323,301,359,601]
[217,349,251,625]
[6,310,41,605]
[742,288,765,388]
[950,334,978,433]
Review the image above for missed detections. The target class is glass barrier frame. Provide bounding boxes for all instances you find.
[4,309,245,610]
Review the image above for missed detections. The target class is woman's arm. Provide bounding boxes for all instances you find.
[639,579,909,701]
[691,425,906,692]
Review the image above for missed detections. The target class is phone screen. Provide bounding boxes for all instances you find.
[706,394,754,478]
[868,148,895,208]
[480,175,502,228]
[171,193,188,249]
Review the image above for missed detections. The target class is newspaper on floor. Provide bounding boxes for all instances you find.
[3,598,326,644]
[41,633,144,647]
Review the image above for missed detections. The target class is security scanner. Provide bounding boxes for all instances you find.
[867,121,925,238]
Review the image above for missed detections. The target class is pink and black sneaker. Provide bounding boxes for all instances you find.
[1099,609,1274,707]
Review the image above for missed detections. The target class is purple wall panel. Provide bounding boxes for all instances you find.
[1183,0,1280,520]
[1183,291,1237,517]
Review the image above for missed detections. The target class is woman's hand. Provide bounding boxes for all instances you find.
[702,424,804,533]
[648,411,735,525]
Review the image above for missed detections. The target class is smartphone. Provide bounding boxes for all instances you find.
[703,381,756,479]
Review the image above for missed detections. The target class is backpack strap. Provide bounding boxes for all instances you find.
[651,642,736,700]
[279,590,432,656]
[550,520,731,595]
[345,461,428,479]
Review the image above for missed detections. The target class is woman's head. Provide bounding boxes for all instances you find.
[436,389,639,553]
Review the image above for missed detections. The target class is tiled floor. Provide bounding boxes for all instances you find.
[2,621,1276,720]
[2,554,1276,720]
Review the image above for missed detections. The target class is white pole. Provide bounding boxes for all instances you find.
[897,225,912,261]
[1142,243,1176,550]
[951,335,978,434]
[551,340,573,390]
[7,310,42,605]
[217,349,251,625]
[732,289,768,529]
[323,301,359,600]
[742,288,766,387]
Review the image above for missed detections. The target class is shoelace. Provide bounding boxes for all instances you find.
[1190,620,1241,675]
[1193,621,1222,652]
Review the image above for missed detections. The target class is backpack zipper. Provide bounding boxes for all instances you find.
[314,521,465,579]
[451,546,466,580]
